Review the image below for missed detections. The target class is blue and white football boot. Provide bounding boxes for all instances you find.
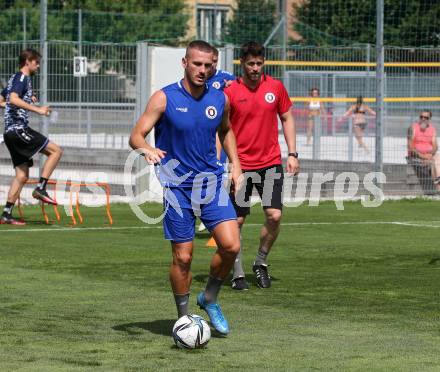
[196,292,229,335]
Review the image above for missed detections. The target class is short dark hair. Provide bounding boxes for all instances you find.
[421,110,432,118]
[185,40,213,58]
[212,47,219,57]
[19,49,41,68]
[310,87,320,95]
[356,96,363,105]
[240,42,265,59]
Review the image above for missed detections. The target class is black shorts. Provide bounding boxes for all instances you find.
[231,164,284,217]
[4,127,49,168]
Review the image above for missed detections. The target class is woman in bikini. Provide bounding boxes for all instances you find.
[306,87,326,145]
[339,96,376,153]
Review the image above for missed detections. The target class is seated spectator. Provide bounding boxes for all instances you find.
[407,110,440,191]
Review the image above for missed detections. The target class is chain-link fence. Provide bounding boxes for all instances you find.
[0,41,137,202]
[230,45,440,196]
[2,6,190,45]
[4,1,440,47]
[1,40,439,200]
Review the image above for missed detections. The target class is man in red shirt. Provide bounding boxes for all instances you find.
[225,42,299,290]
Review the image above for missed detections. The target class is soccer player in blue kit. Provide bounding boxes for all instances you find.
[206,47,235,91]
[129,41,242,335]
[197,47,236,233]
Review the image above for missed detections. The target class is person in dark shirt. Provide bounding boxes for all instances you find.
[1,49,63,225]
[0,87,7,108]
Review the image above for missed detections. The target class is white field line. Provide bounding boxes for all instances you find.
[389,221,440,228]
[0,220,439,234]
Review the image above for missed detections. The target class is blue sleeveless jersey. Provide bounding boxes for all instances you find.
[206,69,235,165]
[155,80,225,188]
[207,69,235,91]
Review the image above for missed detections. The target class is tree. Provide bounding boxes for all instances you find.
[223,0,277,46]
[0,0,190,44]
[0,0,190,102]
[293,0,440,47]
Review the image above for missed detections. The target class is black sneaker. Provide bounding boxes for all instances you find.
[252,264,271,288]
[32,188,57,205]
[0,214,26,225]
[231,277,249,290]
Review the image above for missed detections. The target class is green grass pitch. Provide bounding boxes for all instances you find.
[0,199,439,371]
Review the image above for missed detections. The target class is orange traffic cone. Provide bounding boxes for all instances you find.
[206,236,217,248]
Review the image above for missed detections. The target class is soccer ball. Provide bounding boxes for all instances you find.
[172,314,211,349]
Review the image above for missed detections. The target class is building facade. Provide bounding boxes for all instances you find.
[185,0,301,44]
[185,0,236,43]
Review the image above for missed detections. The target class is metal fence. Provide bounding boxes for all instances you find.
[0,41,137,203]
[231,45,440,196]
[2,7,190,45]
[1,42,439,202]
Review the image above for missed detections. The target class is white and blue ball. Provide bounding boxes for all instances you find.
[172,314,211,349]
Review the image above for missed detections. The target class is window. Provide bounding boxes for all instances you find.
[197,5,229,43]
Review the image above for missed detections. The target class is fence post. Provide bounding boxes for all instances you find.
[87,109,91,148]
[78,9,83,135]
[135,42,150,199]
[410,71,415,123]
[348,118,353,161]
[312,115,321,160]
[331,74,336,136]
[22,8,27,48]
[366,43,371,97]
[375,0,385,179]
[224,44,234,74]
[39,0,49,175]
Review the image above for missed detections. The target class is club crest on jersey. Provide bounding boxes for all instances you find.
[265,92,275,103]
[212,81,221,89]
[205,106,217,119]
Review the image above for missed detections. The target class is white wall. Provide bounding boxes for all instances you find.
[150,47,186,93]
[144,46,226,201]
[150,46,225,93]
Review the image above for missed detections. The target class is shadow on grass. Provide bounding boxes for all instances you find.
[0,219,49,227]
[192,274,211,283]
[112,319,226,340]
[112,319,175,336]
[24,219,50,225]
[194,232,211,240]
[246,274,279,287]
[192,273,279,286]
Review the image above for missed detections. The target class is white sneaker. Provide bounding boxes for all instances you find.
[198,222,207,232]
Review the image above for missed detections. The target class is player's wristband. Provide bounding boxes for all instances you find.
[288,152,299,158]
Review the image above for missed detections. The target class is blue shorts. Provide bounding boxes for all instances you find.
[163,181,237,243]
